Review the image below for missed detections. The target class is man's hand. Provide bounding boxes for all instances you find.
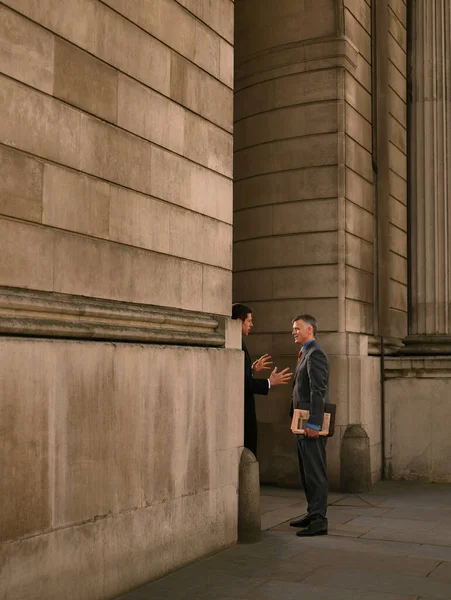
[252,354,273,373]
[304,426,320,439]
[269,366,293,386]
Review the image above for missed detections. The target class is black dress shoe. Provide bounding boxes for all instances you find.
[290,515,312,528]
[296,520,328,537]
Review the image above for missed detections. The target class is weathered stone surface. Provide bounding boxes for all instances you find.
[0,4,54,93]
[43,164,110,238]
[0,74,80,168]
[0,145,43,222]
[54,38,118,123]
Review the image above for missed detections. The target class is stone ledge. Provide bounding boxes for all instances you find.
[384,356,451,379]
[399,335,451,356]
[0,287,225,346]
[234,36,359,90]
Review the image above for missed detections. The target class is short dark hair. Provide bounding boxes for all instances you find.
[292,314,318,336]
[232,303,253,321]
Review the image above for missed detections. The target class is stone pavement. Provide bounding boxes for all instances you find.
[117,482,451,600]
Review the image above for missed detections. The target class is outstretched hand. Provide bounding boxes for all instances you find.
[269,366,293,386]
[252,353,274,373]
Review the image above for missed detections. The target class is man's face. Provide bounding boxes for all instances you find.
[292,319,313,346]
[241,313,253,336]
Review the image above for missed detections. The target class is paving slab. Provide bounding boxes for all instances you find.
[362,527,451,547]
[302,567,451,599]
[116,482,451,600]
[250,580,416,600]
[348,516,440,532]
[284,546,439,577]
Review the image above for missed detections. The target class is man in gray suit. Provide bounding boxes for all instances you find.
[289,314,329,537]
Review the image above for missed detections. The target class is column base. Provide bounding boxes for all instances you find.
[399,335,451,355]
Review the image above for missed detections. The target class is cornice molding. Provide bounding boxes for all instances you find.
[0,287,225,346]
[234,35,359,91]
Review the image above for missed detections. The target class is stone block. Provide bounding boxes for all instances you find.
[389,0,407,29]
[346,201,374,243]
[118,74,185,155]
[233,205,273,242]
[273,265,339,300]
[54,38,118,123]
[258,422,300,487]
[390,251,407,285]
[234,102,338,152]
[389,142,407,180]
[390,280,407,312]
[235,133,338,180]
[345,8,371,62]
[346,103,372,151]
[346,299,374,334]
[388,34,407,77]
[234,232,338,271]
[178,0,234,44]
[234,79,274,122]
[150,146,233,223]
[194,19,220,78]
[389,169,407,204]
[389,223,407,257]
[344,0,371,34]
[346,168,374,213]
[275,198,338,235]
[102,0,224,83]
[220,38,233,89]
[53,231,133,301]
[0,341,52,542]
[389,7,407,50]
[274,68,338,109]
[133,248,204,311]
[233,269,274,302]
[248,298,339,334]
[184,111,232,177]
[0,4,54,94]
[169,210,232,269]
[0,74,80,168]
[389,308,407,339]
[43,164,110,238]
[0,219,54,291]
[236,0,335,58]
[234,166,338,211]
[0,145,43,222]
[354,53,372,93]
[346,265,374,304]
[345,135,373,183]
[170,53,233,131]
[389,115,407,153]
[345,72,372,122]
[389,88,406,126]
[346,233,373,272]
[78,114,153,196]
[389,62,407,103]
[202,265,232,315]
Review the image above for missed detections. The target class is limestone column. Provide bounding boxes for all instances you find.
[407,0,451,353]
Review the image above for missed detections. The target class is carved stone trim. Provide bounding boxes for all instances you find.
[0,287,225,346]
[384,356,451,379]
[234,36,359,90]
[398,335,451,356]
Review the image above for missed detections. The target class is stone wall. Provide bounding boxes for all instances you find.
[0,339,242,599]
[0,1,239,598]
[384,358,451,482]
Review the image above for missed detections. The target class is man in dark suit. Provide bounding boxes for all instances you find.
[289,314,329,537]
[232,303,292,457]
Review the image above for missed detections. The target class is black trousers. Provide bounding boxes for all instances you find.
[296,435,328,521]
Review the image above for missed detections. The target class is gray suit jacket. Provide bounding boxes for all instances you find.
[290,340,329,428]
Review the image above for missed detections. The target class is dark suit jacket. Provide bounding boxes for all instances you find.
[290,340,329,428]
[243,341,269,454]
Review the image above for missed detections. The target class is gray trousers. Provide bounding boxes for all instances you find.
[296,435,328,521]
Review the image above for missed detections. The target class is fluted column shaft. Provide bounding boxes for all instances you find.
[410,0,451,346]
